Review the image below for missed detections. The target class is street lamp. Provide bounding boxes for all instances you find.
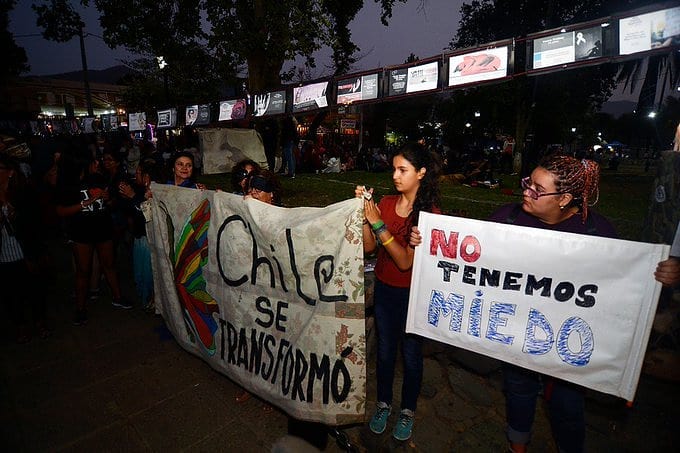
[474,111,481,118]
[647,111,657,118]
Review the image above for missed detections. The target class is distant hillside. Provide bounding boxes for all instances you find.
[45,65,135,85]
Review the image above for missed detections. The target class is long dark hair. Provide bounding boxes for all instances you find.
[396,142,442,229]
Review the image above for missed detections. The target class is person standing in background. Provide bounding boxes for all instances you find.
[0,154,50,342]
[281,115,298,178]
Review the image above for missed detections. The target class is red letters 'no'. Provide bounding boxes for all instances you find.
[429,229,481,262]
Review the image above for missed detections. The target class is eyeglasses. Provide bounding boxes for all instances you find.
[521,177,564,200]
[236,169,252,181]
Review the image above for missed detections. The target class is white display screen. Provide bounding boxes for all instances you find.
[293,81,329,112]
[388,61,439,96]
[128,112,146,131]
[532,25,602,69]
[448,46,509,86]
[157,108,177,128]
[619,6,680,55]
[336,73,379,104]
[218,99,247,121]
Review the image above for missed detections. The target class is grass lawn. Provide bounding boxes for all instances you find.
[200,161,654,242]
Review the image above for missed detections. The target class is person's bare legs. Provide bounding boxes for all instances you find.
[96,240,122,300]
[72,242,94,320]
[89,250,101,297]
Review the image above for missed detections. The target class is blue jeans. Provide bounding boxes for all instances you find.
[283,141,295,176]
[374,279,423,412]
[504,364,585,453]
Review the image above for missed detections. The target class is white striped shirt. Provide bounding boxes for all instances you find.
[0,223,24,262]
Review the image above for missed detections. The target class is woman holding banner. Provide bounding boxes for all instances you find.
[408,154,614,451]
[355,142,441,442]
[230,159,261,195]
[167,152,206,190]
[234,169,280,411]
[488,155,616,453]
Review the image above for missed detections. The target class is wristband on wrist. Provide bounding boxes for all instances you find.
[371,220,385,231]
[382,236,395,247]
[374,224,388,236]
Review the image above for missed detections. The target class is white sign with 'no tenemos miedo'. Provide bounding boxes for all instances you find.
[407,212,669,401]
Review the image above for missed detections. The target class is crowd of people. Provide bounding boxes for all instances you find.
[1,130,679,452]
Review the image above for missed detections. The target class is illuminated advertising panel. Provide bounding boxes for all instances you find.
[619,6,680,55]
[336,73,379,104]
[293,81,329,112]
[448,46,509,86]
[388,61,439,96]
[128,112,146,131]
[157,108,177,128]
[532,25,602,69]
[218,99,247,121]
[253,90,287,117]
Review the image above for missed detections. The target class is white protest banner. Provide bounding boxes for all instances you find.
[198,128,268,174]
[407,212,669,401]
[147,184,367,425]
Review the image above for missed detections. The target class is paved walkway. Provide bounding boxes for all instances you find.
[1,240,679,452]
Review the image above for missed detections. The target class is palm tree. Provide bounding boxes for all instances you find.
[617,50,680,117]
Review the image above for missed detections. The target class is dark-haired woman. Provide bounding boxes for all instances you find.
[168,152,206,190]
[245,170,282,206]
[0,154,50,342]
[234,169,280,411]
[55,149,129,325]
[119,160,160,312]
[355,142,441,441]
[488,155,617,453]
[231,159,261,195]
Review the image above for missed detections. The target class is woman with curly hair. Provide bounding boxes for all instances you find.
[487,154,617,453]
[355,142,441,441]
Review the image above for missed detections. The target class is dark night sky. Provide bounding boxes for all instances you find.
[9,1,652,106]
[9,0,463,76]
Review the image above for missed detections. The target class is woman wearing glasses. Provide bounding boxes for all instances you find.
[234,169,280,410]
[230,159,261,195]
[487,154,616,453]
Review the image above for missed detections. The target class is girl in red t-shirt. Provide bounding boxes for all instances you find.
[355,142,441,441]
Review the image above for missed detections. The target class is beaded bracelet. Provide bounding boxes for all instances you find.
[373,224,388,236]
[371,220,385,231]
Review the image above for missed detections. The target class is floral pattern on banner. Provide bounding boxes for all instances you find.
[147,184,366,425]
